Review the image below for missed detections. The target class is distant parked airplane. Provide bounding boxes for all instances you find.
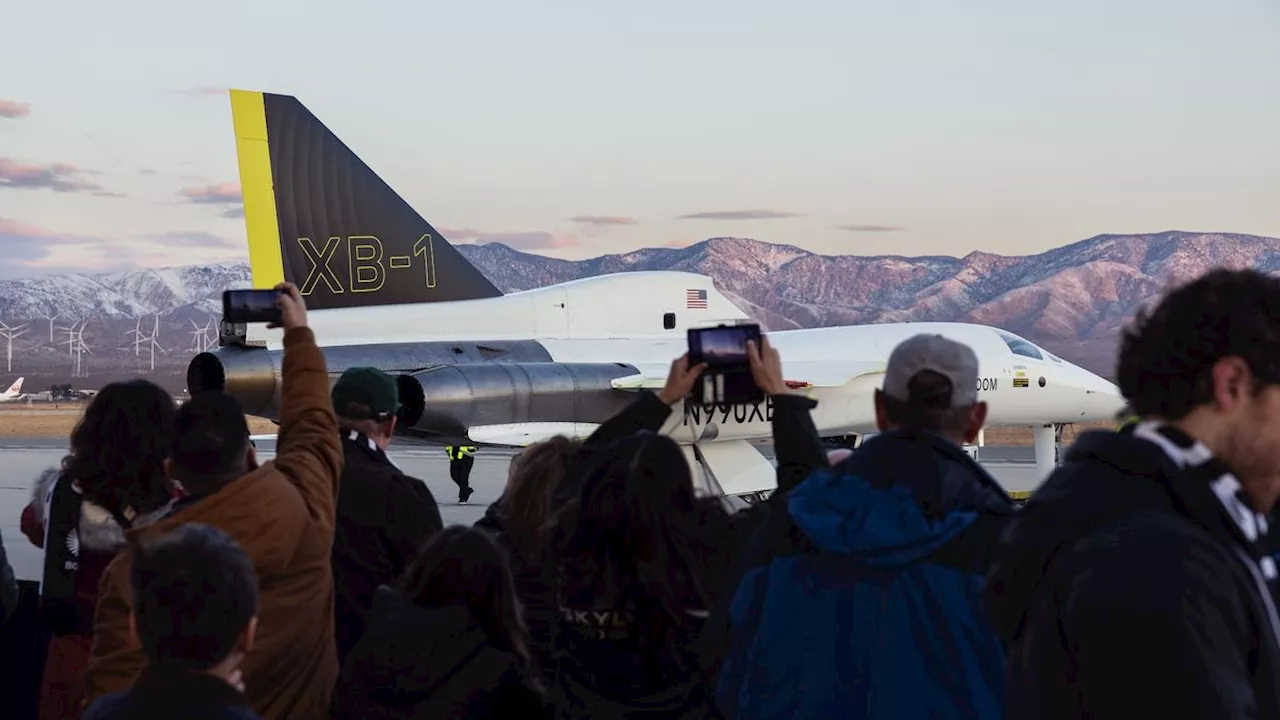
[0,377,25,403]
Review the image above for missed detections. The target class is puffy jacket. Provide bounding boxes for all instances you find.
[716,429,1014,719]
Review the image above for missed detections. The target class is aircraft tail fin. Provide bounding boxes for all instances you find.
[5,377,22,395]
[228,89,503,310]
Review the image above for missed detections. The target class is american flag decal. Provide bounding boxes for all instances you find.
[686,288,708,309]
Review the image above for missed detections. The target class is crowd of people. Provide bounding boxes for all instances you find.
[2,267,1280,718]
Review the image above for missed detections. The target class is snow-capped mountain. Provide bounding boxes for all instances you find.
[0,262,250,323]
[0,230,1274,389]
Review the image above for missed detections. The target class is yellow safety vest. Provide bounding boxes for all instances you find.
[445,445,477,460]
[1117,415,1139,431]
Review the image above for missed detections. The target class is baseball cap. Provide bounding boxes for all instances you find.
[881,334,980,409]
[331,367,400,421]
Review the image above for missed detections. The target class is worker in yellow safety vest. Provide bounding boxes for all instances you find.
[445,444,477,504]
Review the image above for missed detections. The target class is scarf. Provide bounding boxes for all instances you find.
[40,473,86,633]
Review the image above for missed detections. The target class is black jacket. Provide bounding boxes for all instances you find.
[0,530,16,625]
[332,432,444,664]
[83,667,261,719]
[984,429,1280,719]
[333,586,549,720]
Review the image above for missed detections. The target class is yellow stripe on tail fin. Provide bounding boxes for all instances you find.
[224,89,503,310]
[229,89,286,289]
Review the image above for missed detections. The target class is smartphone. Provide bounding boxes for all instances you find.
[222,289,284,325]
[688,323,761,368]
[687,323,764,405]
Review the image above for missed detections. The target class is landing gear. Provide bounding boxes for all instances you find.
[1032,423,1066,480]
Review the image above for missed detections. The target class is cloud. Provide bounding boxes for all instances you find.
[474,231,579,250]
[834,224,903,233]
[0,218,129,278]
[0,218,248,279]
[439,227,486,240]
[0,158,107,193]
[0,218,95,259]
[144,231,241,249]
[438,226,578,250]
[568,215,638,227]
[221,206,245,219]
[0,100,30,119]
[179,182,241,204]
[93,191,127,198]
[676,210,802,220]
[138,168,158,175]
[175,87,227,97]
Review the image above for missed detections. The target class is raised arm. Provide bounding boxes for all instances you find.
[582,354,707,448]
[746,337,827,496]
[552,355,707,512]
[266,283,343,530]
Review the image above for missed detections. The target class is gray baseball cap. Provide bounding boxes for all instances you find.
[882,334,980,409]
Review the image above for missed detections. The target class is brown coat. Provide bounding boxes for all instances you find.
[85,327,344,720]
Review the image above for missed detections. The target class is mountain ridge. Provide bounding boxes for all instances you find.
[0,230,1274,389]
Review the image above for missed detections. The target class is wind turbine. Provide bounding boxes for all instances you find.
[202,317,217,350]
[0,321,28,373]
[189,318,213,352]
[59,321,80,358]
[127,317,145,356]
[60,321,90,377]
[143,315,166,371]
[42,312,59,344]
[73,323,93,378]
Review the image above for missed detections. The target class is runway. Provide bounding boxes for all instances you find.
[0,440,1044,583]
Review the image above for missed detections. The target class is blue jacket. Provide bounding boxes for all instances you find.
[715,429,1014,720]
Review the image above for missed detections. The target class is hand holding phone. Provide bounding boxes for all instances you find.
[657,354,709,405]
[746,336,787,396]
[222,283,308,330]
[686,323,764,405]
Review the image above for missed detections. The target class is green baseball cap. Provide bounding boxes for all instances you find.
[332,367,400,421]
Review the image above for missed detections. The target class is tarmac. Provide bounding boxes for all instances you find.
[0,439,1042,583]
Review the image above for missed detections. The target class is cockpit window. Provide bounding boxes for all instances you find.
[996,330,1044,360]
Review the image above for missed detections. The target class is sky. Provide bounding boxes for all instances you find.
[2,0,1278,279]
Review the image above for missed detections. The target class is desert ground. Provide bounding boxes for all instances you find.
[0,402,278,438]
[0,401,1113,443]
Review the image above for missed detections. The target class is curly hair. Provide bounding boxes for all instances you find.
[1116,268,1280,420]
[61,379,177,518]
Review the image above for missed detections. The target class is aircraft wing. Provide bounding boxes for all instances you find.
[610,360,885,391]
[252,423,600,449]
[467,422,601,446]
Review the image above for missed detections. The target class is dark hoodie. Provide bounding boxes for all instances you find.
[715,429,1014,720]
[333,586,549,720]
[984,429,1280,720]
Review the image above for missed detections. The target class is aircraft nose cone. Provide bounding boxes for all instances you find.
[1076,371,1126,423]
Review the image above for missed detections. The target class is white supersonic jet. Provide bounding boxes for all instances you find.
[188,89,1126,500]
